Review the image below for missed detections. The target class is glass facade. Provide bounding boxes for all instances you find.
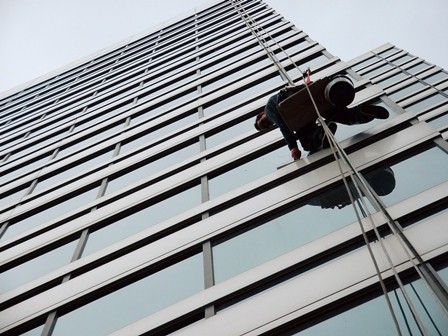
[0,1,447,335]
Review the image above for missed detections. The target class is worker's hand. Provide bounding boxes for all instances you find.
[291,148,301,160]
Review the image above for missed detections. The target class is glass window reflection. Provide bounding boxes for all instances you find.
[213,181,375,283]
[294,275,448,336]
[373,146,448,207]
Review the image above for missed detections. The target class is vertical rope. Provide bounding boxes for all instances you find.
[231,0,294,85]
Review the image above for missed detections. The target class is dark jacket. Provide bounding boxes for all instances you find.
[264,86,304,150]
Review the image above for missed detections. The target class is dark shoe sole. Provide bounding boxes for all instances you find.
[360,105,389,119]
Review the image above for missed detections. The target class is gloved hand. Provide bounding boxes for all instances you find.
[291,148,301,160]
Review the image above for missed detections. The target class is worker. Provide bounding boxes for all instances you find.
[254,84,389,160]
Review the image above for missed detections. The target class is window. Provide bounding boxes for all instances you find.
[405,62,430,75]
[57,122,124,158]
[293,275,448,335]
[0,185,29,213]
[83,185,200,256]
[202,57,271,93]
[421,71,448,86]
[377,47,399,58]
[203,76,283,117]
[362,63,395,79]
[390,54,414,66]
[286,54,331,80]
[53,254,204,335]
[2,186,99,241]
[0,240,77,294]
[428,112,448,129]
[208,146,286,199]
[375,146,448,207]
[405,93,448,114]
[0,155,50,187]
[375,72,409,89]
[121,114,198,155]
[351,57,381,72]
[212,179,376,283]
[389,81,427,102]
[33,151,112,194]
[206,116,255,149]
[106,142,199,195]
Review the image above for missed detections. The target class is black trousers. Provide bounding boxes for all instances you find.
[296,106,374,151]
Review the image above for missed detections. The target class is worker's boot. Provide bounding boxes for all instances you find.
[359,105,389,120]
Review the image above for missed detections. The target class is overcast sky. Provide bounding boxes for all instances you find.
[1,0,447,96]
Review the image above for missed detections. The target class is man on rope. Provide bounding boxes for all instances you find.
[254,82,389,160]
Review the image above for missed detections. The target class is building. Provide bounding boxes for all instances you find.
[0,0,447,334]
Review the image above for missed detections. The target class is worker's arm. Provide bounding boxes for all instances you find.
[265,95,300,159]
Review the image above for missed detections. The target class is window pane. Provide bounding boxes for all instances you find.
[34,151,112,193]
[428,112,448,129]
[213,181,375,283]
[202,57,271,93]
[2,187,99,240]
[53,254,204,336]
[0,185,29,212]
[0,240,77,293]
[389,81,427,102]
[376,72,409,89]
[106,142,198,195]
[422,71,448,85]
[206,117,254,149]
[390,55,414,66]
[121,114,198,155]
[208,147,288,199]
[57,123,123,158]
[294,276,448,335]
[362,63,395,79]
[351,57,380,72]
[204,76,283,117]
[405,62,430,75]
[378,47,399,58]
[21,324,45,336]
[405,93,448,114]
[83,185,200,256]
[0,155,50,185]
[377,146,448,207]
[286,54,330,80]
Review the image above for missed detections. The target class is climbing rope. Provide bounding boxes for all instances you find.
[230,0,445,334]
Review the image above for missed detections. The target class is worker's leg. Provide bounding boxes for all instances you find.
[296,123,321,151]
[297,121,337,152]
[326,104,389,125]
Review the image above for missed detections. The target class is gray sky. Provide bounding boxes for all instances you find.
[1,0,447,95]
